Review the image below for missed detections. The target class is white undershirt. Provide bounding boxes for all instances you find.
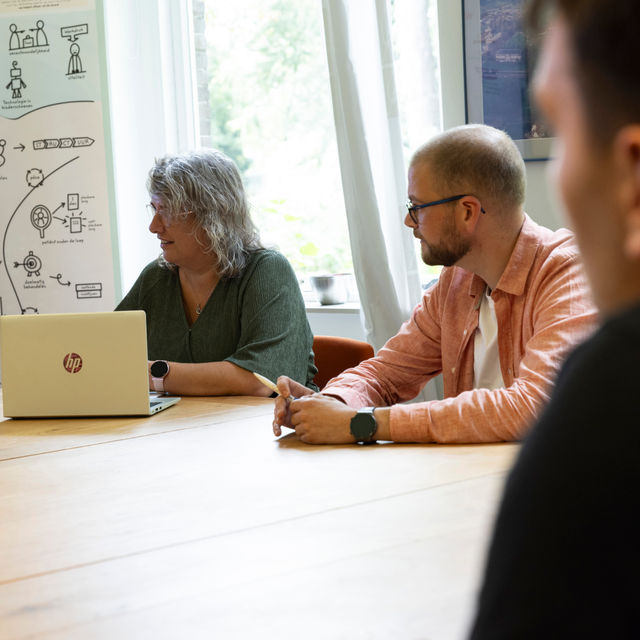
[473,287,505,390]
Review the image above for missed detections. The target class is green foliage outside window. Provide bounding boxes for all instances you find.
[200,0,352,276]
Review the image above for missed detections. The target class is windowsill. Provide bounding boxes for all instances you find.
[305,301,361,313]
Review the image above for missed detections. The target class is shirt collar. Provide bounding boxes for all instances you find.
[468,214,537,298]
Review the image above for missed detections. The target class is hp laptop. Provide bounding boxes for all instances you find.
[0,310,180,417]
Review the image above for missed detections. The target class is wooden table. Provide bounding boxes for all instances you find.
[0,393,518,639]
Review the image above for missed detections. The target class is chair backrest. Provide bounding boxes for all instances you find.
[312,335,374,390]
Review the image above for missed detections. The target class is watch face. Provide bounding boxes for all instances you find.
[350,411,376,442]
[150,360,169,378]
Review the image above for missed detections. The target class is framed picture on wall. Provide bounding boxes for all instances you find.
[462,0,553,160]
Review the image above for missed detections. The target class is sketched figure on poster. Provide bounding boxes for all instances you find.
[33,20,48,47]
[6,61,26,98]
[8,23,21,50]
[0,139,6,168]
[67,43,82,75]
[8,20,48,50]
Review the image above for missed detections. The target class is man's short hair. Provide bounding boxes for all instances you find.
[410,124,526,214]
[528,0,640,147]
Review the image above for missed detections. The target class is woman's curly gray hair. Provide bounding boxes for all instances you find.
[148,149,263,278]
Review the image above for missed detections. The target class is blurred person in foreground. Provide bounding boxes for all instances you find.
[469,2,640,637]
[273,124,596,444]
[116,149,317,396]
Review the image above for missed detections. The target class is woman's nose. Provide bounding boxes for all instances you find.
[149,213,165,233]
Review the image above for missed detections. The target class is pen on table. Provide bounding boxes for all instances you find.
[253,372,296,401]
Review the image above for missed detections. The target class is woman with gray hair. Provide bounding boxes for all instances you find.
[116,149,317,396]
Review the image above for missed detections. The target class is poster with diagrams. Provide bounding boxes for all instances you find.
[0,0,117,317]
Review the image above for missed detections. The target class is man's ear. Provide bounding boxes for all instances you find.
[458,195,483,231]
[613,125,640,260]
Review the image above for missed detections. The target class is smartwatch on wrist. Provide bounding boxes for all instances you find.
[149,360,170,393]
[350,407,378,444]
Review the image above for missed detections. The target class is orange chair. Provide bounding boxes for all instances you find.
[312,335,374,390]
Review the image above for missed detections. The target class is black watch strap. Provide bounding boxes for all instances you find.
[350,407,378,444]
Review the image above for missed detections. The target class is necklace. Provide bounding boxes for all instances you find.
[179,269,218,319]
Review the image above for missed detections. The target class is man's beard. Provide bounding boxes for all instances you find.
[420,219,471,267]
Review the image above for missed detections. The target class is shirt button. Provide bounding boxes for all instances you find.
[463,329,467,335]
[451,367,456,373]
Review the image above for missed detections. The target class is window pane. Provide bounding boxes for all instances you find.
[193,0,352,283]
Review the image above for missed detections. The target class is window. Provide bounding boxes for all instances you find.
[193,0,443,289]
[193,0,351,284]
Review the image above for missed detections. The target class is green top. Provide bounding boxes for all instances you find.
[116,249,318,390]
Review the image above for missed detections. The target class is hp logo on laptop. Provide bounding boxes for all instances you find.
[63,353,83,373]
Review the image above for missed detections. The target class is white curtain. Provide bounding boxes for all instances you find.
[322,0,442,401]
[103,0,199,294]
[322,0,422,351]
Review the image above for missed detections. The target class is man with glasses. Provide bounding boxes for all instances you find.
[469,1,640,636]
[273,124,595,444]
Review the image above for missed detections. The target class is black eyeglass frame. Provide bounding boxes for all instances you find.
[405,194,486,225]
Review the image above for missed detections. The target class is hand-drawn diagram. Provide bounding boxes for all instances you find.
[60,23,88,43]
[14,250,42,276]
[33,137,94,150]
[1,7,116,318]
[3,156,79,312]
[68,213,85,233]
[61,24,88,76]
[49,273,70,286]
[51,196,87,234]
[75,282,102,299]
[67,42,82,75]
[26,168,43,187]
[30,204,51,238]
[2,145,114,313]
[8,20,48,50]
[6,60,26,97]
[8,23,19,50]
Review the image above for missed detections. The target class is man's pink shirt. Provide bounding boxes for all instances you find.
[323,215,597,443]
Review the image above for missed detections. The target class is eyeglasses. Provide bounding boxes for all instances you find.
[146,203,169,221]
[405,194,486,225]
[146,203,192,225]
